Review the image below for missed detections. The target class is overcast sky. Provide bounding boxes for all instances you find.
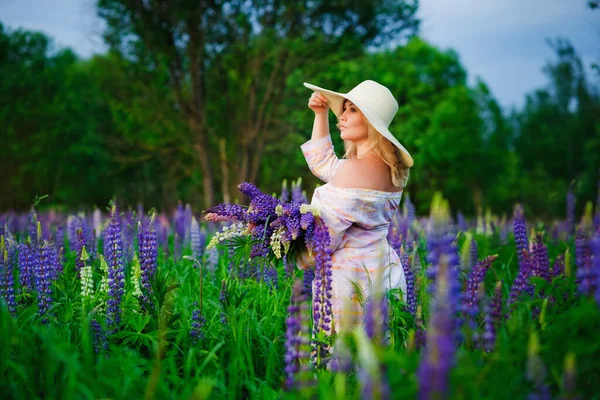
[1,0,598,110]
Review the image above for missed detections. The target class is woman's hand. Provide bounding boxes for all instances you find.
[308,92,329,115]
[296,247,316,270]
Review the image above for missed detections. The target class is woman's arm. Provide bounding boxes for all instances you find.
[308,91,330,141]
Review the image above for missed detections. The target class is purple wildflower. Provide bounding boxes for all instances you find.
[364,294,390,347]
[566,190,576,236]
[400,245,416,316]
[469,238,478,271]
[509,249,535,307]
[106,205,125,331]
[190,302,206,344]
[190,217,205,259]
[513,204,529,267]
[311,219,333,368]
[302,267,315,298]
[283,279,312,390]
[264,265,278,291]
[575,229,596,296]
[489,281,503,329]
[18,243,34,294]
[418,256,457,400]
[91,319,109,354]
[552,254,565,278]
[280,179,289,203]
[75,228,85,273]
[1,240,16,315]
[138,213,158,293]
[532,233,550,282]
[463,255,498,315]
[36,240,54,321]
[291,178,307,204]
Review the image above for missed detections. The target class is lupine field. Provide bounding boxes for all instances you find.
[1,180,600,400]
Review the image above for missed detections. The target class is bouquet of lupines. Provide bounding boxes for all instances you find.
[204,182,326,265]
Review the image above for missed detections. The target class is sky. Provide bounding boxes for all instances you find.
[0,0,598,110]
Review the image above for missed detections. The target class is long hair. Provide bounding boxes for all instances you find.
[342,118,410,189]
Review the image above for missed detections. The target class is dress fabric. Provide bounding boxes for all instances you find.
[300,135,407,333]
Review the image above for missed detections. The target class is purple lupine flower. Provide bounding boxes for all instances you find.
[190,302,206,344]
[264,265,278,291]
[311,219,333,369]
[400,245,416,316]
[48,243,62,281]
[280,179,289,203]
[1,240,16,315]
[36,240,54,321]
[589,232,600,304]
[418,256,457,400]
[403,192,416,226]
[204,203,248,222]
[551,254,565,278]
[75,228,85,273]
[55,224,65,252]
[575,229,596,296]
[532,233,550,282]
[359,364,391,400]
[105,205,125,331]
[469,238,478,271]
[509,249,535,307]
[190,217,205,259]
[566,190,576,237]
[121,212,136,266]
[482,307,495,353]
[364,294,390,347]
[173,202,186,260]
[513,204,529,267]
[425,230,459,282]
[283,279,312,390]
[489,281,503,329]
[302,267,315,298]
[138,213,158,293]
[238,182,263,200]
[91,319,109,354]
[463,255,498,315]
[291,178,307,204]
[28,209,38,247]
[18,243,34,294]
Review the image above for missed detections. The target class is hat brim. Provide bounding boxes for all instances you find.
[303,82,414,168]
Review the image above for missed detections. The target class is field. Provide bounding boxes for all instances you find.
[1,190,599,400]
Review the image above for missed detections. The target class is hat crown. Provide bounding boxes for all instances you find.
[347,80,398,127]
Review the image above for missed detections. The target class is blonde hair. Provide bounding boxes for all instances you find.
[342,118,410,189]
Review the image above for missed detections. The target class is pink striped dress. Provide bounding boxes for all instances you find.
[300,135,407,333]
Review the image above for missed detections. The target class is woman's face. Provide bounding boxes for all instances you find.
[338,100,368,142]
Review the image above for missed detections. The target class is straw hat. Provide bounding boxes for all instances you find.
[304,80,414,168]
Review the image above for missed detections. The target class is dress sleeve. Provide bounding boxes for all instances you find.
[300,135,341,183]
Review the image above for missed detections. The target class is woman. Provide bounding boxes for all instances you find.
[298,80,414,333]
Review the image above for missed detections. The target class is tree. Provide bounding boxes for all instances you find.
[96,0,420,207]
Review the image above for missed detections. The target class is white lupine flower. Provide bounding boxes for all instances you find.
[300,204,321,217]
[99,255,109,295]
[269,227,291,259]
[131,254,143,298]
[275,204,284,216]
[80,246,94,300]
[206,222,248,249]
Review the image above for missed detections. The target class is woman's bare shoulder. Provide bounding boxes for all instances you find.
[332,156,397,191]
